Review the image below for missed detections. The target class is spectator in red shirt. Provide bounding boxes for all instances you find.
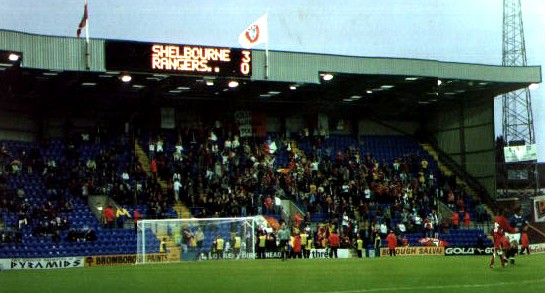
[103,205,115,229]
[133,209,142,233]
[463,212,471,229]
[451,212,459,230]
[386,230,397,256]
[328,230,340,258]
[150,157,158,180]
[292,230,302,259]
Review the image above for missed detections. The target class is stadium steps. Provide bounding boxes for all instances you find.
[421,143,480,196]
[156,234,181,262]
[173,203,191,219]
[421,143,495,223]
[134,140,153,176]
[421,143,456,178]
[134,140,191,219]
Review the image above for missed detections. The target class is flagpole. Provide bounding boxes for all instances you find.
[265,40,269,80]
[85,0,90,71]
[265,13,269,80]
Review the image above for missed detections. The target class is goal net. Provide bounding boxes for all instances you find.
[136,217,257,264]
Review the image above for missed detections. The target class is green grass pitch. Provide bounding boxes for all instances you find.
[1,254,544,293]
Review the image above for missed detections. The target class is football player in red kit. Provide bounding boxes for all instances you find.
[489,209,517,268]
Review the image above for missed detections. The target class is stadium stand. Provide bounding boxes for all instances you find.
[0,119,493,258]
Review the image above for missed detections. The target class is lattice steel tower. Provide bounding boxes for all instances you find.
[501,0,538,195]
[502,0,535,145]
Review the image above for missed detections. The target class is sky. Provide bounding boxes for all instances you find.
[0,0,544,161]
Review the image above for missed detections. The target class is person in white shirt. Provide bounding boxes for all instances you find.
[173,151,181,162]
[156,137,164,153]
[174,138,183,161]
[173,179,182,203]
[209,131,217,142]
[122,171,130,181]
[232,135,240,149]
[224,137,232,150]
[173,172,181,182]
[211,143,219,154]
[268,140,277,154]
[148,139,155,157]
[364,187,371,200]
[379,222,388,236]
[310,159,319,177]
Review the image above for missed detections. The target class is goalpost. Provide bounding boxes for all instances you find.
[136,217,257,264]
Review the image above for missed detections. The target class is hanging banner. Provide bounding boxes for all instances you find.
[534,196,545,222]
[235,111,252,137]
[318,113,329,137]
[504,144,537,163]
[507,169,529,180]
[529,243,545,254]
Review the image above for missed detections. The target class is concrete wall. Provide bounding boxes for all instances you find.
[427,94,496,198]
[0,102,36,142]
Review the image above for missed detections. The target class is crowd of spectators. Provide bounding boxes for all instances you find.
[0,117,481,252]
[0,166,74,245]
[66,227,97,242]
[0,128,130,245]
[133,120,478,248]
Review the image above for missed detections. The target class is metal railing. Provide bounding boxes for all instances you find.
[423,137,494,208]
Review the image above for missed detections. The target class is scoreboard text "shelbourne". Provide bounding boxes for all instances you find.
[151,44,231,73]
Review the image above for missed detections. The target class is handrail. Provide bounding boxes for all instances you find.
[280,199,305,228]
[422,136,495,208]
[438,201,453,223]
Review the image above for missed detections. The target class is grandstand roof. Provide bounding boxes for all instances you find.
[0,30,541,118]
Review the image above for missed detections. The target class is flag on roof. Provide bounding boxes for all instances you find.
[77,1,88,38]
[238,14,268,49]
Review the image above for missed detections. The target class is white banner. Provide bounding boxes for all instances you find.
[534,196,545,222]
[529,243,545,254]
[318,113,329,137]
[8,257,84,270]
[0,259,10,271]
[308,248,351,259]
[235,111,252,137]
[507,169,529,180]
[504,144,537,163]
[239,125,253,138]
[197,248,352,260]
